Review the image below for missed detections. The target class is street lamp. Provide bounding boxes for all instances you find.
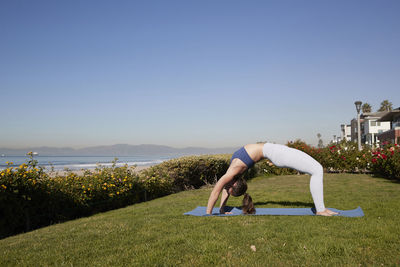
[355,101,362,151]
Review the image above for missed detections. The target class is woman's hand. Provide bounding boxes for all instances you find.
[219,209,233,215]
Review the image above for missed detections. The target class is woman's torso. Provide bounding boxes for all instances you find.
[243,143,264,163]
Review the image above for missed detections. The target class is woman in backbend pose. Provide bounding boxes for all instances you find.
[206,143,338,216]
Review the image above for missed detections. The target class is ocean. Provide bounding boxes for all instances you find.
[0,155,176,171]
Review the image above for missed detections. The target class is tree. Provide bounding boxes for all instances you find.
[378,100,393,112]
[361,103,372,113]
[317,133,323,148]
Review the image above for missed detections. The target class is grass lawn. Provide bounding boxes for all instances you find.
[1,173,400,266]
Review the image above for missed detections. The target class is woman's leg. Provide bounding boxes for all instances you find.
[263,143,326,212]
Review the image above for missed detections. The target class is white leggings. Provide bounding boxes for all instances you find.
[262,143,325,212]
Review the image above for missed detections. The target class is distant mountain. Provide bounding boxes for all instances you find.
[0,144,238,156]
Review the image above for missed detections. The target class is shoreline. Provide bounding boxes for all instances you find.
[47,165,151,177]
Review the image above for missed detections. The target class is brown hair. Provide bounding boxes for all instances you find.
[231,178,247,197]
[242,193,256,214]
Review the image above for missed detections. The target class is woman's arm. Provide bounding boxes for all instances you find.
[206,170,236,214]
[219,188,230,214]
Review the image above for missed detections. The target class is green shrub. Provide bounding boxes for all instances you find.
[138,155,231,195]
[369,143,400,179]
[137,154,277,197]
[0,159,143,239]
[253,160,297,176]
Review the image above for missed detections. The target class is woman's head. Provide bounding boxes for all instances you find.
[225,178,255,214]
[230,178,248,197]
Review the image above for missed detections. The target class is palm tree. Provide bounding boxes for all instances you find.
[378,100,393,112]
[361,103,372,113]
[317,133,323,148]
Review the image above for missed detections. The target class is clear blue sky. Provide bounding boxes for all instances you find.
[1,0,399,148]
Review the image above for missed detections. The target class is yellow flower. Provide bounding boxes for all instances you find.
[1,185,6,189]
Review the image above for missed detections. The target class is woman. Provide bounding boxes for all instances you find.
[206,143,338,216]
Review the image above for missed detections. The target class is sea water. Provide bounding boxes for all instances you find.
[0,155,174,171]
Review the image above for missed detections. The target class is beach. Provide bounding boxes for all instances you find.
[1,155,170,173]
[47,165,151,177]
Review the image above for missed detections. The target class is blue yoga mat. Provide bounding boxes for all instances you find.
[184,206,364,217]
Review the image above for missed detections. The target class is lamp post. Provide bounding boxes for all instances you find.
[355,101,362,151]
[341,124,345,140]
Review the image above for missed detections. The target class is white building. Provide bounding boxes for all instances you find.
[361,112,391,146]
[377,108,400,144]
[340,124,352,141]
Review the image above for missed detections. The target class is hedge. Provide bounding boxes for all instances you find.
[0,160,144,239]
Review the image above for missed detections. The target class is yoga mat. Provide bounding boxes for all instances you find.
[184,206,364,217]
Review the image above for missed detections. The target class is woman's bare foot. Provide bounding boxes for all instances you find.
[316,209,338,216]
[316,210,332,216]
[326,209,339,215]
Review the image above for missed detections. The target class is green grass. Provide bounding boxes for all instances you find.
[1,173,400,266]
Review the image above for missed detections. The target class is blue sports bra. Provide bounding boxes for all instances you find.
[230,147,255,168]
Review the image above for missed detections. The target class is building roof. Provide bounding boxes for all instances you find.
[361,111,389,119]
[378,108,400,121]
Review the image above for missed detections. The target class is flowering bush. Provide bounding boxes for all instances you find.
[369,143,400,179]
[0,161,49,237]
[287,139,372,173]
[0,156,143,238]
[286,139,400,179]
